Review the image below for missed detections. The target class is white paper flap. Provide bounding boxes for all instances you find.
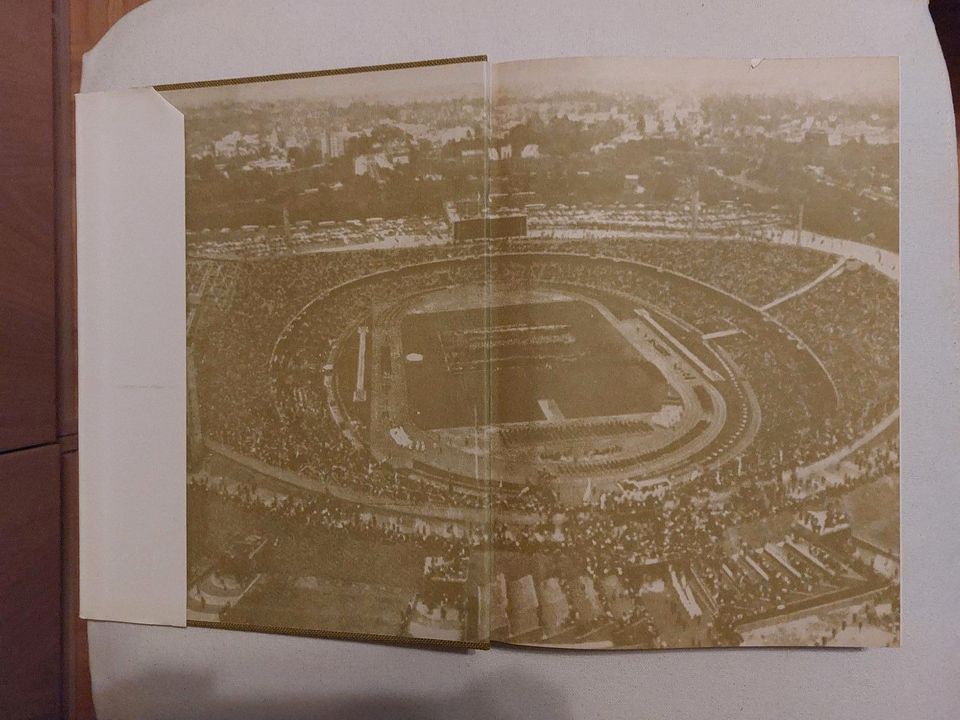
[77,88,186,626]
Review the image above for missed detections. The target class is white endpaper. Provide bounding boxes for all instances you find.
[77,88,186,626]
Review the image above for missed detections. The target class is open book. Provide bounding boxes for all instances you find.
[164,56,900,649]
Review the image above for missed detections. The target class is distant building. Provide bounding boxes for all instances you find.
[322,129,346,159]
[520,143,540,159]
[354,153,393,177]
[435,126,473,144]
[244,157,291,174]
[214,130,242,158]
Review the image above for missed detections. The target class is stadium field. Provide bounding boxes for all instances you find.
[400,299,671,429]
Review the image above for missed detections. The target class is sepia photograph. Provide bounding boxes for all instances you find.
[167,55,899,649]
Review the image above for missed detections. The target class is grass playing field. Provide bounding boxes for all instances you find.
[400,299,670,429]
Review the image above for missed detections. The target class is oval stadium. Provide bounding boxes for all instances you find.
[186,216,899,648]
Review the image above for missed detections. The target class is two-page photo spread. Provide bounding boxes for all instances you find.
[163,55,900,649]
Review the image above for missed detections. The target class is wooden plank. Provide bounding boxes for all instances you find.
[0,0,58,451]
[55,0,78,439]
[0,445,62,720]
[61,450,96,720]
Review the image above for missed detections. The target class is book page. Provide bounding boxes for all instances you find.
[160,57,493,648]
[77,0,958,714]
[77,88,187,626]
[488,57,900,649]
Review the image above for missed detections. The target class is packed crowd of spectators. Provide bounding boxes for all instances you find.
[187,227,899,636]
[527,203,786,242]
[772,264,899,419]
[189,232,896,513]
[491,234,837,308]
[188,473,479,622]
[184,203,793,261]
[189,435,898,641]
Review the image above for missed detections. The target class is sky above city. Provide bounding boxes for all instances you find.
[162,55,898,111]
[494,57,898,104]
[161,59,487,108]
